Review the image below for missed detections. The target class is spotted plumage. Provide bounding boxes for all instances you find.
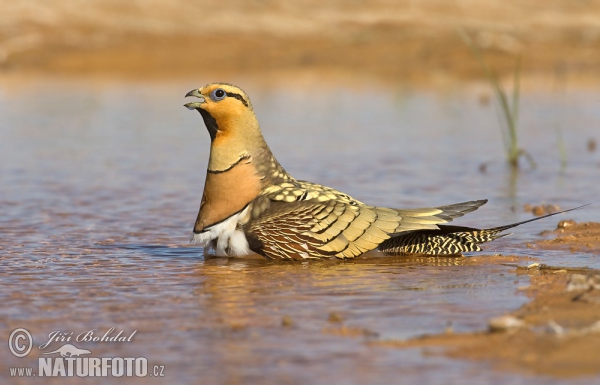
[184,83,577,260]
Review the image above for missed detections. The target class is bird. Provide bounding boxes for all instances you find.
[184,82,577,260]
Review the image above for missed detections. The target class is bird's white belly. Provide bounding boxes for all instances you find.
[190,206,250,257]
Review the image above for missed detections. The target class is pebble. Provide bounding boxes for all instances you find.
[557,219,576,229]
[488,315,525,332]
[566,274,600,292]
[532,206,546,216]
[528,204,561,216]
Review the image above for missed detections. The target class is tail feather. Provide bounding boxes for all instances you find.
[481,204,589,234]
[392,199,488,234]
[432,199,488,222]
[379,204,588,256]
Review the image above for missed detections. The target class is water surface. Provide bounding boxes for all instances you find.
[1,75,599,384]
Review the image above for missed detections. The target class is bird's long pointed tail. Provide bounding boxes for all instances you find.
[379,204,589,256]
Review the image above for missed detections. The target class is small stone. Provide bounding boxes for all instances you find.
[544,204,560,214]
[547,320,565,335]
[523,204,533,213]
[532,206,545,216]
[488,315,525,332]
[566,274,591,292]
[557,219,576,229]
[527,263,541,270]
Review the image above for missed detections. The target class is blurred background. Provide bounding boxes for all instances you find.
[2,2,600,384]
[2,0,600,81]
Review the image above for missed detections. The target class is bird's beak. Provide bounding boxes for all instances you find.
[184,89,206,110]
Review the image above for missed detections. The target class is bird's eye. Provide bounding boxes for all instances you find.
[211,88,226,101]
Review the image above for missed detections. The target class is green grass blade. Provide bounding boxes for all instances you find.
[458,27,521,166]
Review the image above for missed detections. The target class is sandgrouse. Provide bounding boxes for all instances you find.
[184,83,570,260]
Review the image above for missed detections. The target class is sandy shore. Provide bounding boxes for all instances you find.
[1,1,600,83]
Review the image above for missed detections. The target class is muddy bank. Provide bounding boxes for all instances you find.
[2,0,600,82]
[534,221,600,255]
[374,269,600,377]
[368,222,600,378]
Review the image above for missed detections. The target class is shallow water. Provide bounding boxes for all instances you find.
[1,75,599,384]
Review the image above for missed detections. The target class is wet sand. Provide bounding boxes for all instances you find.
[373,221,600,379]
[536,221,600,255]
[376,269,600,378]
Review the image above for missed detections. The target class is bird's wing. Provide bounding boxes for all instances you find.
[246,188,487,260]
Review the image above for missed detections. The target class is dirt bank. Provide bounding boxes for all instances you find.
[2,1,600,82]
[535,221,600,255]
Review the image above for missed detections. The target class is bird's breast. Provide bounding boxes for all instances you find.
[194,160,261,232]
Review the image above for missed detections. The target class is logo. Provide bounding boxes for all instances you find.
[8,328,32,358]
[42,344,91,357]
[7,327,165,378]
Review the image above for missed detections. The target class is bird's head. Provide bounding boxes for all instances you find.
[185,83,269,172]
[184,83,257,143]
